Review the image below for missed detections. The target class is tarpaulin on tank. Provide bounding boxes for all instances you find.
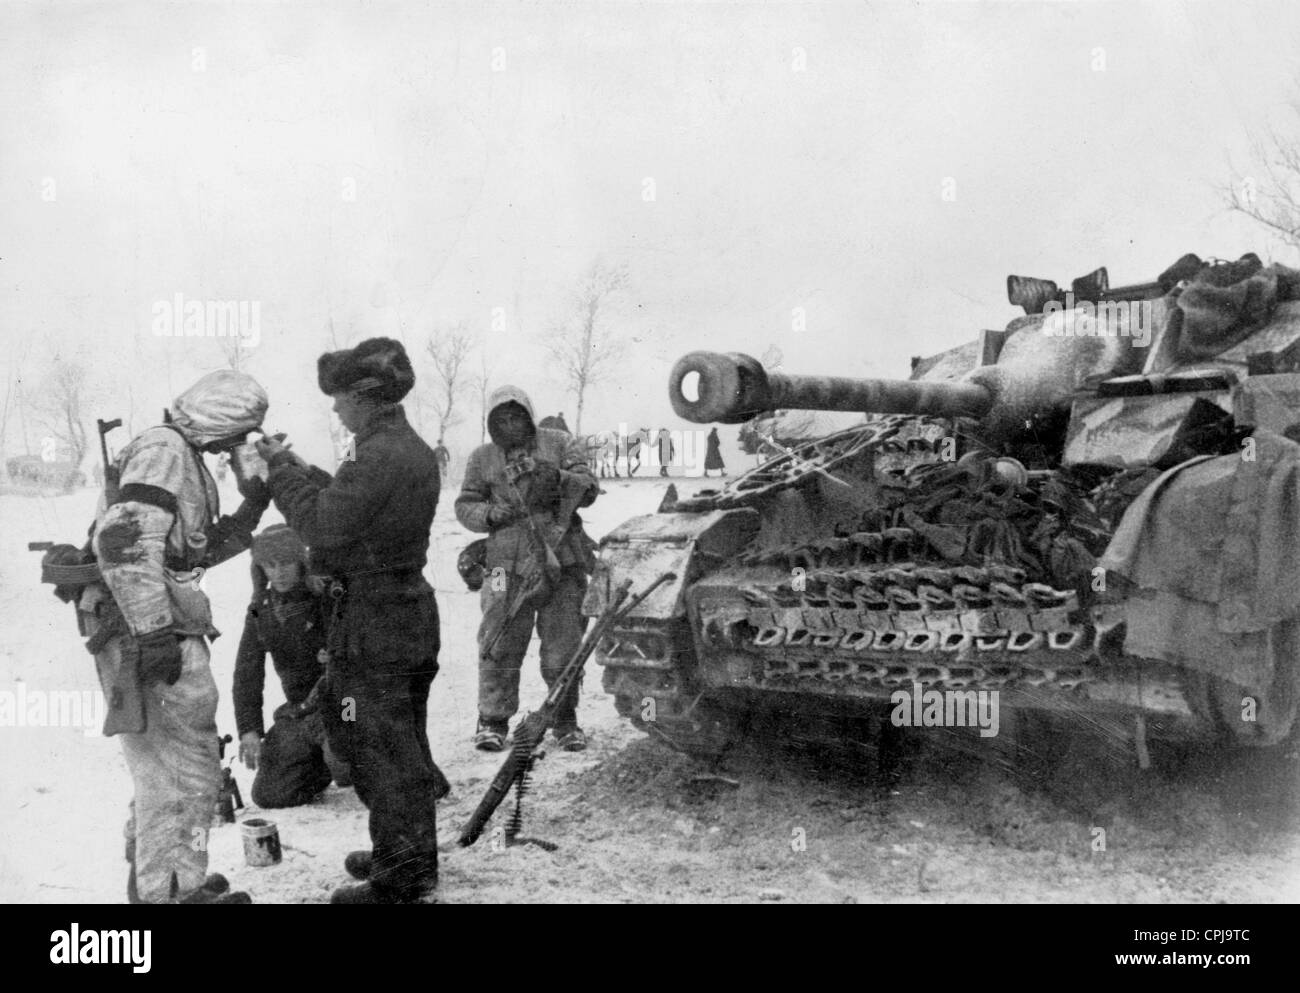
[1166,256,1300,364]
[1099,429,1300,695]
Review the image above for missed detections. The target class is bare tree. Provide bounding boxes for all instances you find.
[468,343,492,444]
[215,335,252,373]
[1225,107,1300,253]
[1,338,37,466]
[35,356,92,471]
[425,324,474,440]
[1,361,21,467]
[543,259,628,435]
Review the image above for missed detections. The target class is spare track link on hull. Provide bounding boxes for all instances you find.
[696,562,1101,693]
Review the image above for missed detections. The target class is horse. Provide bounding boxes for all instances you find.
[583,431,620,478]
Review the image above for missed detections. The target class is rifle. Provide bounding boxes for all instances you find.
[28,413,121,595]
[459,571,675,849]
[97,417,123,504]
[480,458,596,665]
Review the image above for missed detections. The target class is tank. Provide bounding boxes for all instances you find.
[584,254,1300,760]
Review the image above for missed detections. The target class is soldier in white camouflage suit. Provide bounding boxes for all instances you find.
[89,370,272,904]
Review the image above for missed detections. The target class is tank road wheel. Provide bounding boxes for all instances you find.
[613,692,651,731]
[643,698,743,763]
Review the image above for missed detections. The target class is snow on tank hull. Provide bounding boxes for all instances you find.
[584,424,1213,759]
[588,257,1300,758]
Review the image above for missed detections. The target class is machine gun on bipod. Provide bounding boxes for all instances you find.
[459,572,675,850]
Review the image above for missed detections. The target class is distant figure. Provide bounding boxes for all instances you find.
[656,428,675,477]
[625,428,650,477]
[433,437,450,486]
[704,426,726,477]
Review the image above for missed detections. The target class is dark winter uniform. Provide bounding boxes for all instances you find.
[704,426,726,474]
[87,370,271,904]
[455,386,598,737]
[656,428,675,476]
[233,527,349,807]
[264,338,444,903]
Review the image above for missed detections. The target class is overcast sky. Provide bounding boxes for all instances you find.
[3,0,1298,469]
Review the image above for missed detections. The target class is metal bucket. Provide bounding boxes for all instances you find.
[240,818,282,867]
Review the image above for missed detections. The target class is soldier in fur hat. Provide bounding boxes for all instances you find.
[233,525,351,808]
[256,337,447,904]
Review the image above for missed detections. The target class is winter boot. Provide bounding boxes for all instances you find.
[329,880,435,905]
[343,850,372,881]
[128,845,230,904]
[179,886,253,905]
[473,717,508,752]
[553,726,588,752]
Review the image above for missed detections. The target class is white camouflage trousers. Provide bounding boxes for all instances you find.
[118,635,221,903]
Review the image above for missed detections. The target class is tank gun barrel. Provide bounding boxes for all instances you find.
[669,351,994,425]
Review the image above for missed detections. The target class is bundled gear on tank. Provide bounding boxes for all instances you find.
[583,251,1300,765]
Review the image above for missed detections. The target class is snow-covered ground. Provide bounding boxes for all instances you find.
[0,472,681,903]
[3,472,1299,904]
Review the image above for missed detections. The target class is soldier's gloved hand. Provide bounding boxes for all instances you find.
[526,459,562,510]
[487,504,520,528]
[41,543,85,568]
[239,731,262,770]
[42,543,92,603]
[136,629,184,686]
[238,475,271,507]
[255,433,302,469]
[296,676,324,717]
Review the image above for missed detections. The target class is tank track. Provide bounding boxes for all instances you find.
[598,619,740,759]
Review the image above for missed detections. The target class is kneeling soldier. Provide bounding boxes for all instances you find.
[234,524,352,808]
